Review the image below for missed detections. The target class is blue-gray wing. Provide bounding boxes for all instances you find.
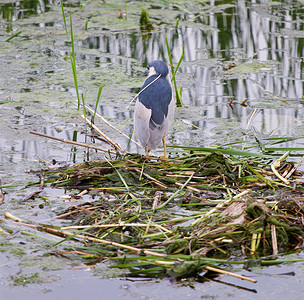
[138,75,172,129]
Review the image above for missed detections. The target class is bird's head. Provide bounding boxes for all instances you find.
[143,60,169,78]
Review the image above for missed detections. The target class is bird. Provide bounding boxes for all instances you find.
[134,60,175,158]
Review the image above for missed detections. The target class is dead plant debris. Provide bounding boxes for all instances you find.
[5,149,304,283]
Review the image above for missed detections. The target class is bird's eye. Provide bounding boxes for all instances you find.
[147,66,150,70]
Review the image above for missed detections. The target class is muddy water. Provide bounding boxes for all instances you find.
[1,0,304,299]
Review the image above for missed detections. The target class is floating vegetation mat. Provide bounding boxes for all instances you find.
[5,148,304,284]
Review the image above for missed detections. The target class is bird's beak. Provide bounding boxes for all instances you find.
[142,70,149,77]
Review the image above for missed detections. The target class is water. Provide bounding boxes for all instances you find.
[1,0,304,299]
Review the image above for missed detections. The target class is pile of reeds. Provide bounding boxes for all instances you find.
[6,144,304,284]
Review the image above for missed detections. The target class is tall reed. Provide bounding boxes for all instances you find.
[165,34,184,107]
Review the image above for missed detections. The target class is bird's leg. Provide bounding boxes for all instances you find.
[145,146,149,158]
[162,135,168,159]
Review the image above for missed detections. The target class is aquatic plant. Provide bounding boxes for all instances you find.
[140,7,153,32]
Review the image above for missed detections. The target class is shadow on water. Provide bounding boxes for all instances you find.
[1,0,304,299]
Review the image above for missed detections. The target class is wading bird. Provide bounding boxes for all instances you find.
[134,60,175,158]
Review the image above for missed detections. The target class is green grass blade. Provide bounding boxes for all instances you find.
[246,165,274,188]
[170,145,276,159]
[60,0,80,109]
[165,33,173,69]
[156,172,194,210]
[105,157,130,192]
[5,31,22,42]
[175,17,180,29]
[173,45,184,78]
[127,129,134,148]
[165,34,183,107]
[69,12,80,109]
[92,85,103,124]
[81,93,87,133]
[60,0,68,34]
[264,147,304,152]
